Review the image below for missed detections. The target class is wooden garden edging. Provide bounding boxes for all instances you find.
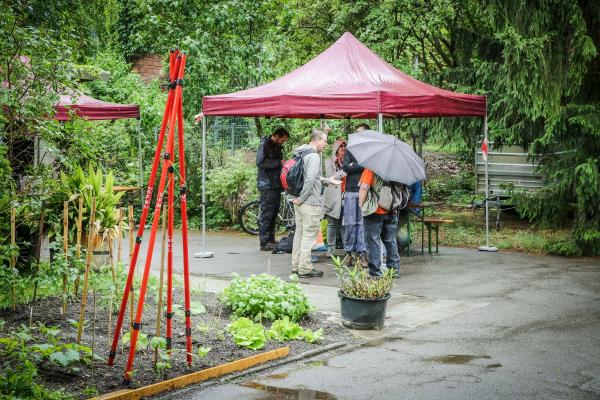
[92,346,289,400]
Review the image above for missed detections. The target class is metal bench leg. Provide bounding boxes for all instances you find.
[427,224,432,254]
[435,226,439,253]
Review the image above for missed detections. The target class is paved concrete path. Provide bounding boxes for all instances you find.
[119,230,600,399]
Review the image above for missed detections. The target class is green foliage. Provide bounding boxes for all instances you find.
[206,151,258,226]
[266,316,323,344]
[332,256,394,299]
[226,317,267,350]
[220,273,313,322]
[58,165,125,241]
[544,239,583,257]
[0,323,91,399]
[196,346,211,358]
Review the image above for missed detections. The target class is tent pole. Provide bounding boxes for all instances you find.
[479,112,498,252]
[378,113,383,133]
[194,116,214,258]
[137,117,143,205]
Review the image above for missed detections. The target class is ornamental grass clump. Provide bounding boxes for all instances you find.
[331,256,394,299]
[220,273,313,322]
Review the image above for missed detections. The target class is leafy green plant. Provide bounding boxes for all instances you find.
[220,273,312,322]
[227,317,267,350]
[266,316,324,344]
[331,256,394,299]
[196,346,211,358]
[122,331,149,352]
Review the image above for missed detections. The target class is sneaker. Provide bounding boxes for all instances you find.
[313,244,328,252]
[311,255,319,263]
[291,269,298,274]
[298,269,324,278]
[260,243,275,251]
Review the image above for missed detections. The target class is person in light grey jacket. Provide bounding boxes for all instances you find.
[291,129,341,278]
[323,137,347,256]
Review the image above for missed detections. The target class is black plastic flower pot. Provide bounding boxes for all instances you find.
[338,290,391,330]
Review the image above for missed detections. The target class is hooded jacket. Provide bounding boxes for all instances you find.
[256,136,284,191]
[323,139,347,219]
[342,148,364,192]
[294,144,330,207]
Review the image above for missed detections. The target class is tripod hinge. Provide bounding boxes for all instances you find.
[185,327,192,336]
[168,165,174,173]
[175,79,184,86]
[165,312,174,319]
[136,236,142,244]
[163,152,171,160]
[180,186,187,194]
[165,337,172,349]
[132,322,142,330]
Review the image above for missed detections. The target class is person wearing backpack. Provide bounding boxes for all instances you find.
[358,168,405,278]
[256,127,289,251]
[290,129,341,278]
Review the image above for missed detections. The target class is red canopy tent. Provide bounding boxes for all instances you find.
[55,92,140,120]
[196,32,495,255]
[202,32,486,119]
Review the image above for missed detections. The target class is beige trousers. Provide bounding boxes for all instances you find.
[292,203,322,274]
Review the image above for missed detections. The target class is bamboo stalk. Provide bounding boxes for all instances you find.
[117,208,123,264]
[108,237,117,283]
[10,207,16,310]
[154,205,167,366]
[32,205,45,302]
[128,204,135,329]
[77,197,96,344]
[74,196,84,296]
[62,201,69,316]
[107,236,116,346]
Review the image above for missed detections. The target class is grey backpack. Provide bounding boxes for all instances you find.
[375,180,410,212]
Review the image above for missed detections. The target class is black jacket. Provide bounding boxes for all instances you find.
[256,136,284,191]
[342,150,364,192]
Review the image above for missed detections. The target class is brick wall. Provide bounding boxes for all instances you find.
[131,53,165,83]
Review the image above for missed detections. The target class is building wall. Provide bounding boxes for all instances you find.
[131,53,164,83]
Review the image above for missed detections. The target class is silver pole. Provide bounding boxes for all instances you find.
[479,112,498,252]
[378,113,383,133]
[195,116,214,258]
[137,118,143,205]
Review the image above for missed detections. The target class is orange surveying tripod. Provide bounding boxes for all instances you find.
[107,50,193,383]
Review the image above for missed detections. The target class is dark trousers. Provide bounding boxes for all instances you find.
[258,189,281,246]
[363,212,400,277]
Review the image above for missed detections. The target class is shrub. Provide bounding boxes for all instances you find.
[220,274,312,322]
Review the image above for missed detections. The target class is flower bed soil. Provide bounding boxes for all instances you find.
[0,290,355,399]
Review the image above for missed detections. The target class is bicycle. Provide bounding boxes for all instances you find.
[238,193,295,235]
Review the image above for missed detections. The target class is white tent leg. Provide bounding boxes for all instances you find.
[137,117,143,205]
[479,113,498,252]
[378,113,383,133]
[195,116,214,258]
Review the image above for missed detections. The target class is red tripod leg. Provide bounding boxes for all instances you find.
[108,51,181,366]
[123,55,185,383]
[165,144,175,352]
[175,54,193,365]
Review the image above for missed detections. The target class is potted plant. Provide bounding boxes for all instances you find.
[331,255,394,330]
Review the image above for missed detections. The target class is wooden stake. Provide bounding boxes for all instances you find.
[107,236,116,346]
[77,197,96,344]
[154,205,167,366]
[62,201,69,316]
[32,205,45,302]
[74,196,84,296]
[10,207,16,310]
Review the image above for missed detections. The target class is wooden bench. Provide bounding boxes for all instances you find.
[423,218,454,253]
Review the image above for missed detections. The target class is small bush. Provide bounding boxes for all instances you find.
[544,239,583,256]
[220,274,313,322]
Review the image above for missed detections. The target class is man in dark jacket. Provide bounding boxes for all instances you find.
[256,127,289,250]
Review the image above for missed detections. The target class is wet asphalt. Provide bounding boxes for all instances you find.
[118,230,600,399]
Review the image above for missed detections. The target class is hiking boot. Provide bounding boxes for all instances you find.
[298,269,324,278]
[260,243,275,251]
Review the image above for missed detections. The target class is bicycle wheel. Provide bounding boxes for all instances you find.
[238,200,260,235]
[277,200,296,233]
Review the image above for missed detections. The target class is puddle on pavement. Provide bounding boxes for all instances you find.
[485,363,502,369]
[304,360,327,367]
[361,336,404,347]
[241,381,337,399]
[226,252,240,254]
[427,354,491,364]
[266,372,289,379]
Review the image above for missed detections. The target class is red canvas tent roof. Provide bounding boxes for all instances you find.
[202,32,486,119]
[55,92,140,121]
